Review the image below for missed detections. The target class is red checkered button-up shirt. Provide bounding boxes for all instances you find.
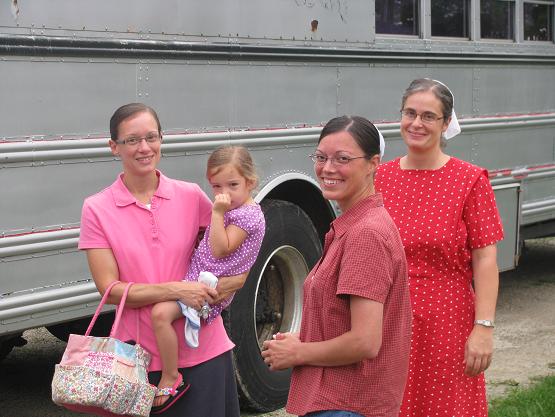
[286,193,412,417]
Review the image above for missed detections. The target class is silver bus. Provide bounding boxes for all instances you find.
[1,0,554,411]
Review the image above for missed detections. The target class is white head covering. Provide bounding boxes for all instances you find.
[377,127,385,158]
[429,79,461,140]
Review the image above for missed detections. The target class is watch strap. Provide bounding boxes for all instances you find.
[474,319,495,328]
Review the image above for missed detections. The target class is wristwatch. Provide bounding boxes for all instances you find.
[474,319,495,328]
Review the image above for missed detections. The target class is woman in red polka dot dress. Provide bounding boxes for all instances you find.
[375,78,504,417]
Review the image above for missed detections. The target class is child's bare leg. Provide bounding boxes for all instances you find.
[151,301,183,406]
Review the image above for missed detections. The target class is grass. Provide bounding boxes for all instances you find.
[489,375,555,417]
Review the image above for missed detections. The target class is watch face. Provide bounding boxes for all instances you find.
[475,319,494,327]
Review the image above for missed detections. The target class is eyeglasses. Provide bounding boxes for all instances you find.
[401,109,444,124]
[309,153,368,166]
[115,132,161,146]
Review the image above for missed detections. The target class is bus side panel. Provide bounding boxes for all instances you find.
[476,66,555,114]
[493,185,521,272]
[472,126,555,170]
[145,63,340,130]
[337,64,476,122]
[1,0,373,42]
[0,251,86,297]
[1,59,136,138]
[0,160,118,232]
[521,174,555,225]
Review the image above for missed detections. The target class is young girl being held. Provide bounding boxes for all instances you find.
[150,145,266,413]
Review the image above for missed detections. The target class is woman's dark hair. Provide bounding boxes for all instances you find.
[318,115,381,158]
[401,78,453,120]
[109,103,162,141]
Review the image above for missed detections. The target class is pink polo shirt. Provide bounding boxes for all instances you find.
[78,171,235,371]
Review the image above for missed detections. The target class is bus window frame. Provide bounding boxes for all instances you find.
[372,0,554,44]
[521,0,554,42]
[480,0,516,41]
[375,0,421,37]
[430,0,472,39]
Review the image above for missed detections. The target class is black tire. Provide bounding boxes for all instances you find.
[226,199,322,412]
[0,340,13,362]
[0,333,26,362]
[46,312,115,342]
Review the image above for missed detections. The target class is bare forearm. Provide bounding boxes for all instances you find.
[87,248,216,310]
[213,273,248,304]
[97,281,181,308]
[295,331,379,367]
[262,298,382,370]
[466,246,498,376]
[474,271,498,321]
[472,246,499,321]
[297,297,382,367]
[209,212,230,257]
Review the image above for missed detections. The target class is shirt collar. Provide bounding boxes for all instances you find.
[331,193,384,238]
[112,170,174,207]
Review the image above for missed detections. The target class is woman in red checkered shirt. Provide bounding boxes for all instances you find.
[262,116,412,417]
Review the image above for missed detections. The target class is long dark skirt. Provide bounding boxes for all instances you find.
[148,350,240,417]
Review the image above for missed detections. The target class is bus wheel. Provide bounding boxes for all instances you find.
[226,199,322,412]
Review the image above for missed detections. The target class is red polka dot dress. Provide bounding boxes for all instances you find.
[375,157,504,417]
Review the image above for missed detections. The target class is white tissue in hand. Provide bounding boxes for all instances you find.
[199,271,218,288]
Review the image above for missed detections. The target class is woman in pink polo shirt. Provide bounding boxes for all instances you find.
[262,116,412,417]
[79,103,243,417]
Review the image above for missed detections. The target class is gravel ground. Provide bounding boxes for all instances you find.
[1,237,554,417]
[483,237,555,398]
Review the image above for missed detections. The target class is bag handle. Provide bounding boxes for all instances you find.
[85,281,134,337]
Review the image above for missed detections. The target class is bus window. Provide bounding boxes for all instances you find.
[375,0,419,36]
[524,1,553,41]
[481,0,515,40]
[432,0,470,38]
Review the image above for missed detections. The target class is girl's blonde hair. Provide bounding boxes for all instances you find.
[207,145,259,188]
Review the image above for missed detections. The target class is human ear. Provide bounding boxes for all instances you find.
[368,154,380,172]
[109,139,119,156]
[246,178,257,192]
[442,116,452,133]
